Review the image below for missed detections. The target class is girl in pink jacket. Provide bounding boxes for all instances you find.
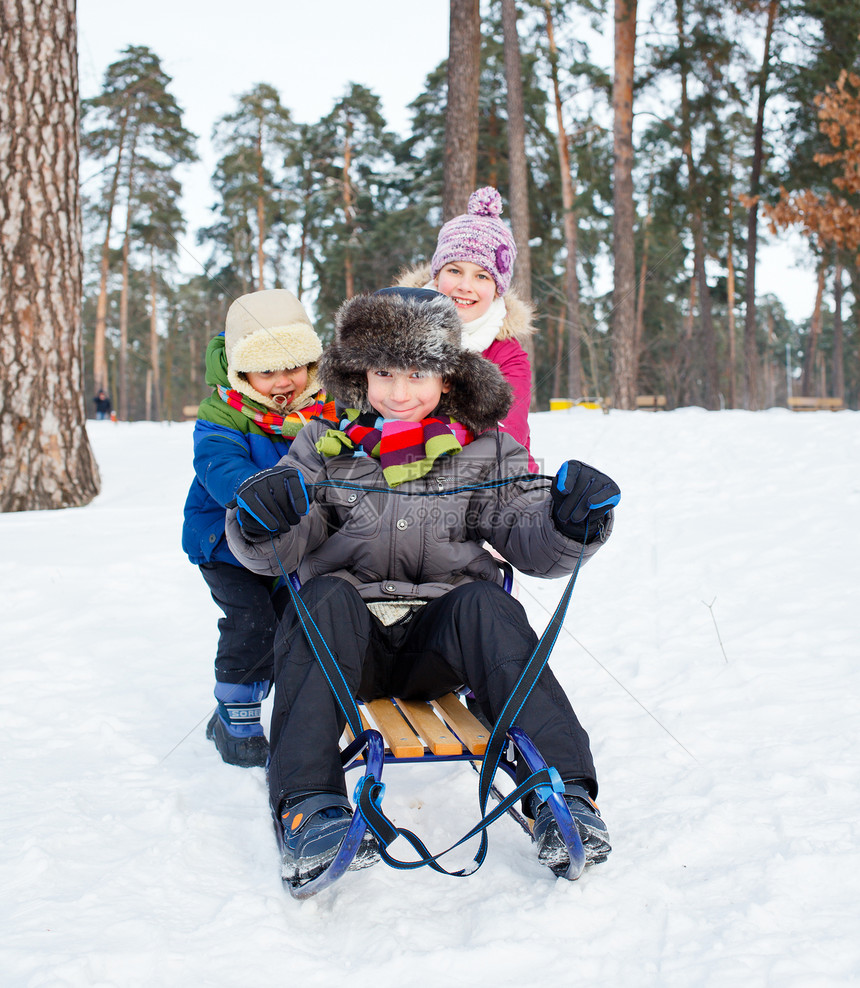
[396,186,538,472]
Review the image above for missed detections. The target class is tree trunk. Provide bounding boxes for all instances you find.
[743,0,779,410]
[118,143,137,422]
[256,119,266,290]
[832,258,844,400]
[726,174,738,408]
[92,119,125,396]
[443,0,480,220]
[501,0,536,408]
[611,0,638,409]
[677,0,718,409]
[552,306,565,399]
[801,262,825,396]
[342,123,354,299]
[502,0,531,300]
[634,205,651,360]
[0,0,100,510]
[762,308,774,406]
[164,296,174,422]
[545,1,584,400]
[149,248,161,422]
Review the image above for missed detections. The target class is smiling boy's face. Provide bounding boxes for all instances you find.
[244,366,309,406]
[366,368,450,422]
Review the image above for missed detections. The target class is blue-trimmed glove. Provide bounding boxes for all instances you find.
[234,465,310,540]
[551,460,620,543]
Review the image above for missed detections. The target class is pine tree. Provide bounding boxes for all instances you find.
[81,45,196,416]
[309,84,398,325]
[206,84,296,293]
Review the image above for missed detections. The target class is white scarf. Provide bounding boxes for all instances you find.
[424,281,507,353]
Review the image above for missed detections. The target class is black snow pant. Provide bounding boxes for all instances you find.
[267,575,597,814]
[199,560,288,687]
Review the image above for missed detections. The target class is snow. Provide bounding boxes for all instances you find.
[2,408,859,987]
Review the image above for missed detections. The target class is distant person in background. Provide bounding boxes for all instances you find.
[395,186,538,472]
[181,289,337,768]
[93,389,112,420]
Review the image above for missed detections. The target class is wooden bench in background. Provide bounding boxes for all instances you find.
[787,396,844,412]
[182,404,200,420]
[636,394,667,411]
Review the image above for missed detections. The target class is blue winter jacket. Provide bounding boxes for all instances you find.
[181,334,293,567]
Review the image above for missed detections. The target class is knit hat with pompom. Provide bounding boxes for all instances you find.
[430,187,517,296]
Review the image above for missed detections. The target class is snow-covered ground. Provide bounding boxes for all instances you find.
[2,408,858,987]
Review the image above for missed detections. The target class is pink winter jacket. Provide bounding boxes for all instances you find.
[396,264,539,473]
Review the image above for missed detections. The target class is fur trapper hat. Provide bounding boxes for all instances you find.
[430,187,517,295]
[225,289,323,411]
[318,287,512,434]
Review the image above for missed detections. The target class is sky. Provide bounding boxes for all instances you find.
[2,408,859,985]
[75,0,819,322]
[76,0,450,259]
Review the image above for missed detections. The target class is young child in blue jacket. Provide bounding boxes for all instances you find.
[182,289,335,767]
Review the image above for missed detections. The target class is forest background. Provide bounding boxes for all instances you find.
[76,0,860,421]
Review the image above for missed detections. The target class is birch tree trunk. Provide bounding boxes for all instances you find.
[0,0,100,510]
[443,0,480,220]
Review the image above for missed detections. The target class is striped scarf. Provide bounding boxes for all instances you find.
[216,385,337,438]
[316,410,474,487]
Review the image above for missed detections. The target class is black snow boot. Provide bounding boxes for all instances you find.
[206,711,269,768]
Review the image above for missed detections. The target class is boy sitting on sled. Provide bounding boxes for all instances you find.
[225,287,619,886]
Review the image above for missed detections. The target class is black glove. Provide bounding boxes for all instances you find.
[234,465,310,539]
[551,460,620,543]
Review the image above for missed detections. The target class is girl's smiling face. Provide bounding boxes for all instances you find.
[434,261,497,323]
[244,365,309,406]
[366,368,450,422]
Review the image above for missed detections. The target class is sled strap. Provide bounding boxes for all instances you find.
[280,568,364,740]
[353,767,559,876]
[476,522,589,820]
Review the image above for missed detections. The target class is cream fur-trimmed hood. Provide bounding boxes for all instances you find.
[394,263,535,345]
[224,289,323,412]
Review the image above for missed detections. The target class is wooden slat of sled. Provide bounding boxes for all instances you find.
[431,693,490,756]
[396,699,463,756]
[363,699,425,758]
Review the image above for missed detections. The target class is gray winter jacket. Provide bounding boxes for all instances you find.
[225,418,612,601]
